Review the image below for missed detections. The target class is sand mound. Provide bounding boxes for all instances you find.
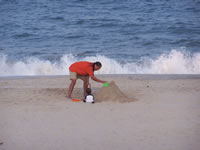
[95,81,131,103]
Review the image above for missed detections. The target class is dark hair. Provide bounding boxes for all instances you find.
[86,88,92,94]
[93,61,102,71]
[95,61,102,67]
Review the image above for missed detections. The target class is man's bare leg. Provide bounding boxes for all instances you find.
[80,76,89,97]
[68,79,76,99]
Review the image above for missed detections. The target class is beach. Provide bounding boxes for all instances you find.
[0,75,200,150]
[1,0,200,149]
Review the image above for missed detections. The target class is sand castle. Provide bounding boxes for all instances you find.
[95,81,131,103]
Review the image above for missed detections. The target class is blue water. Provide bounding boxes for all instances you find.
[0,0,200,75]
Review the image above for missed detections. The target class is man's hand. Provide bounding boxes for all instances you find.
[91,75,107,84]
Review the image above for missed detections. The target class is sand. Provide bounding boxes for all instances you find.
[0,75,200,150]
[95,81,133,103]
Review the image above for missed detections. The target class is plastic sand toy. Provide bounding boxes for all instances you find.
[104,82,109,87]
[72,98,81,102]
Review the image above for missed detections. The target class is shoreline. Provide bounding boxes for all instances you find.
[0,74,200,80]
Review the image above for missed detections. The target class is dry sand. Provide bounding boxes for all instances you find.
[96,80,133,103]
[0,75,200,150]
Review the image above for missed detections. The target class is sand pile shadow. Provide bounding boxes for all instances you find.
[95,81,133,103]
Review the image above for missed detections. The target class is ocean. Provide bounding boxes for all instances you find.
[0,0,200,76]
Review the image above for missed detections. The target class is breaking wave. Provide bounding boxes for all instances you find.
[0,49,200,76]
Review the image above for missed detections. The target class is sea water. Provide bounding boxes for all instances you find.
[0,0,200,76]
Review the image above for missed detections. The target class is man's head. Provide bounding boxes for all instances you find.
[93,61,102,71]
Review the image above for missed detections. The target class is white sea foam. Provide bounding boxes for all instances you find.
[0,49,200,76]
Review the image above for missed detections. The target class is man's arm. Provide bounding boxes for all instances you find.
[90,75,107,83]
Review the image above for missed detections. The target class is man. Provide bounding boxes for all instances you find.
[68,61,107,99]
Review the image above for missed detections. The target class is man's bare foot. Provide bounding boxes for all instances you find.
[66,95,72,99]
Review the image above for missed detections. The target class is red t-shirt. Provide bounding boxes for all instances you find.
[69,61,94,76]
